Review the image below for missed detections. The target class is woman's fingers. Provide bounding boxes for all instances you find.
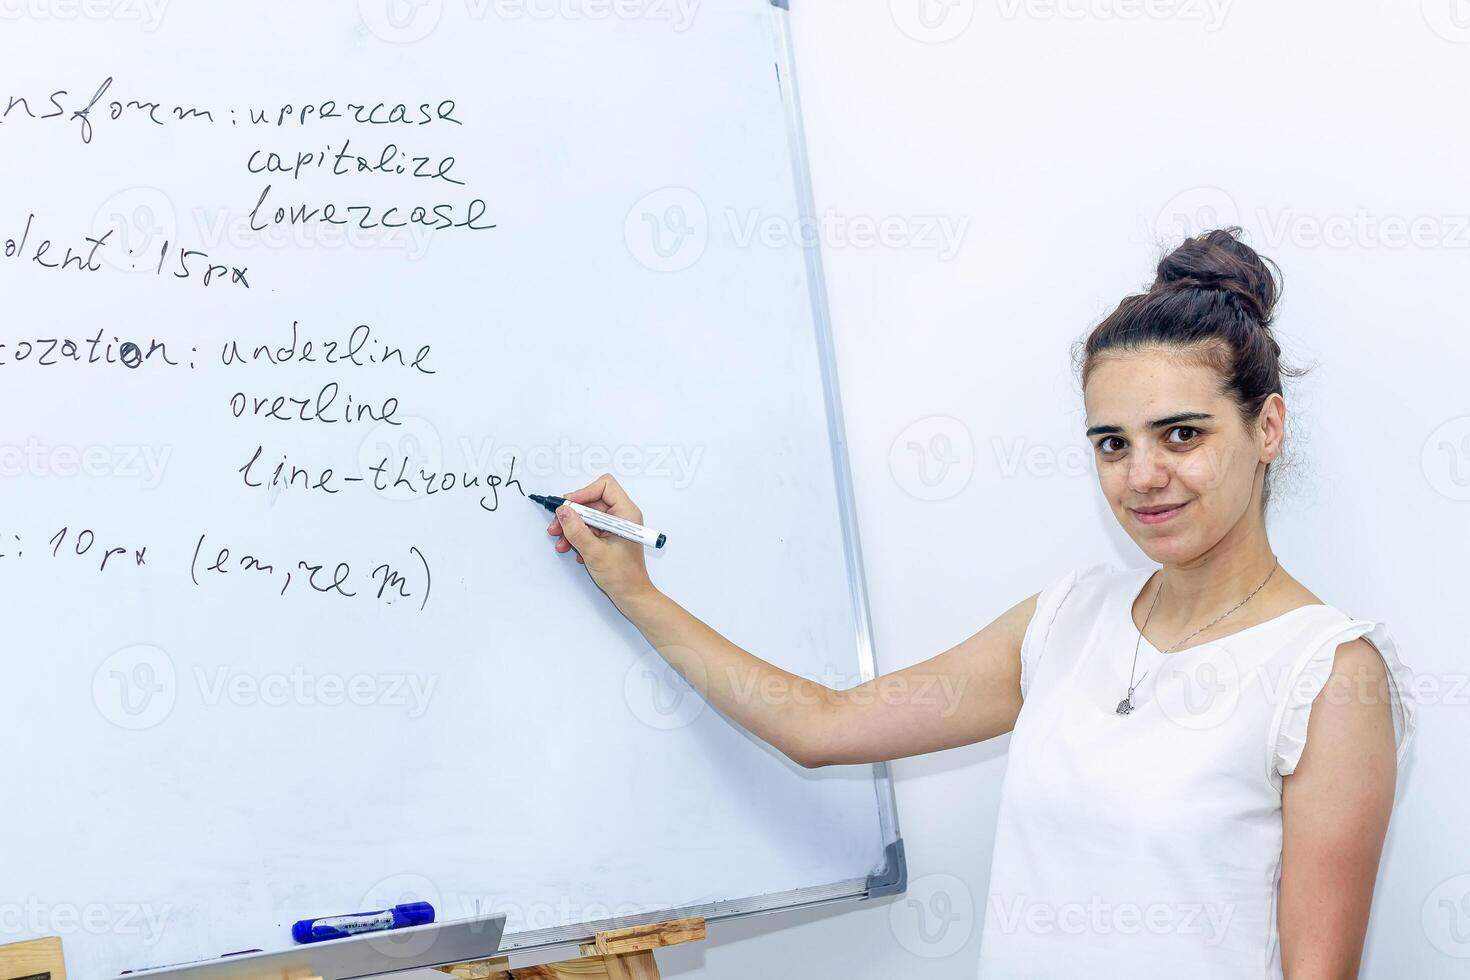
[562,473,644,522]
[545,474,639,574]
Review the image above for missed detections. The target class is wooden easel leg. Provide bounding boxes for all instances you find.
[0,937,66,980]
[598,950,659,980]
[436,917,699,980]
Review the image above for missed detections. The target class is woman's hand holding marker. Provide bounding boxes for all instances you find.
[544,473,657,609]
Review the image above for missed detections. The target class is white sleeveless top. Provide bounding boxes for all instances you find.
[977,562,1418,978]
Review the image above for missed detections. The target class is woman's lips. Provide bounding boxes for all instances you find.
[1131,501,1189,525]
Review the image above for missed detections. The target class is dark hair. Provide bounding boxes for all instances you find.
[1071,227,1310,513]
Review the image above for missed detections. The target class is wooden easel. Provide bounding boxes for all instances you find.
[0,918,705,980]
[435,917,705,980]
[0,937,65,980]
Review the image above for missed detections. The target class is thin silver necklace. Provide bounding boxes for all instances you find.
[1116,556,1281,716]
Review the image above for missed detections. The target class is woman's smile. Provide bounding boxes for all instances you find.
[1130,500,1190,524]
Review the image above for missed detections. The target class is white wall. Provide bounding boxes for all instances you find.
[652,1,1470,977]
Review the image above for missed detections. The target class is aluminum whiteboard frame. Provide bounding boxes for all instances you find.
[126,914,508,980]
[490,0,906,961]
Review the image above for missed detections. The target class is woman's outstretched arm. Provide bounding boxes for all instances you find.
[547,473,1035,768]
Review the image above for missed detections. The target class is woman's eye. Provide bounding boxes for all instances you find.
[1168,426,1200,445]
[1095,428,1199,454]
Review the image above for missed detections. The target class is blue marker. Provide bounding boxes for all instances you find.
[291,902,436,944]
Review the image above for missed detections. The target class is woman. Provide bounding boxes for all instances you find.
[542,228,1416,977]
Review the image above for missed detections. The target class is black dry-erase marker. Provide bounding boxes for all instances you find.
[530,494,667,549]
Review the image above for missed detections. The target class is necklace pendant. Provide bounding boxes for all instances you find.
[1115,697,1133,715]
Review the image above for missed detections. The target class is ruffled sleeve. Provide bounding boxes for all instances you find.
[1269,619,1418,784]
[1018,565,1092,700]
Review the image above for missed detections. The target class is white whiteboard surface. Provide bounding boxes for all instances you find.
[0,3,899,977]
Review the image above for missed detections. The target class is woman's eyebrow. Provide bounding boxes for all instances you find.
[1085,411,1215,438]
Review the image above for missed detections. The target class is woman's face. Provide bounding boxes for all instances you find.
[1082,348,1280,565]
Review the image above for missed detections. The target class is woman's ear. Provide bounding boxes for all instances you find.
[1259,393,1287,464]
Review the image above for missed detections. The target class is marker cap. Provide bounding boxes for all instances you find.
[391,902,436,928]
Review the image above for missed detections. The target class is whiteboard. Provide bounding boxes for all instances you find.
[0,2,901,977]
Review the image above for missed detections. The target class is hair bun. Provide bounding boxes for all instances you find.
[1152,226,1280,327]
